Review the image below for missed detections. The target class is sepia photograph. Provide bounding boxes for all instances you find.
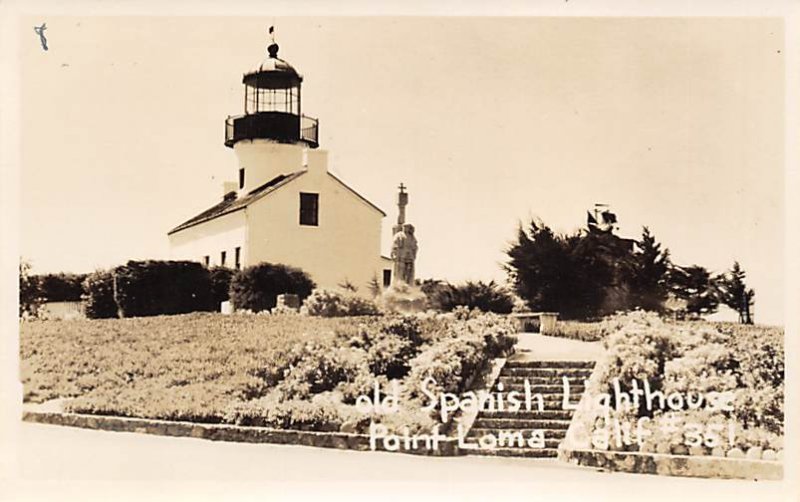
[1,3,798,501]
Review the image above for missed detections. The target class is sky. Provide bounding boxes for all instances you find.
[19,17,785,324]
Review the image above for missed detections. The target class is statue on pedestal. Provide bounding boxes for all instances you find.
[390,184,418,287]
[382,183,425,313]
[391,223,417,286]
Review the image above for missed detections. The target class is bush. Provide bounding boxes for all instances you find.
[112,260,215,317]
[230,263,315,312]
[82,270,118,319]
[274,345,369,400]
[427,280,514,314]
[19,260,42,318]
[208,266,234,306]
[37,273,88,302]
[588,312,785,452]
[224,393,364,432]
[303,289,380,317]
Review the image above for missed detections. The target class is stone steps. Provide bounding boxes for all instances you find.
[505,360,595,369]
[464,447,561,458]
[473,418,573,429]
[468,428,568,439]
[491,383,586,394]
[500,368,594,378]
[463,359,596,460]
[478,409,574,421]
[495,376,587,386]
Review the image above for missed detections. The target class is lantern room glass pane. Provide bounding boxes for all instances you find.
[245,85,299,115]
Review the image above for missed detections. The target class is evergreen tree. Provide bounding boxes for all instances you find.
[715,261,755,324]
[665,265,719,317]
[630,227,670,312]
[505,220,584,318]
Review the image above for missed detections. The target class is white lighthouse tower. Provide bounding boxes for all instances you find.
[225,39,321,192]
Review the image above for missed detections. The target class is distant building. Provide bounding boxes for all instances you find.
[168,38,393,293]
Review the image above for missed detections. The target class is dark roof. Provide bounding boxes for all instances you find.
[168,171,306,235]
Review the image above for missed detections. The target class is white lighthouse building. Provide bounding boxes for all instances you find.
[168,39,393,292]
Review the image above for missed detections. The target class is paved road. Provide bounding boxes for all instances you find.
[2,422,788,501]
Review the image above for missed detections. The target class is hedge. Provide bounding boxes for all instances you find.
[82,270,118,319]
[230,263,315,312]
[112,260,215,317]
[37,273,88,302]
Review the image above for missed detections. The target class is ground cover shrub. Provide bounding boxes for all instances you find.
[303,289,380,317]
[230,263,315,312]
[585,312,784,454]
[21,310,518,435]
[550,321,605,342]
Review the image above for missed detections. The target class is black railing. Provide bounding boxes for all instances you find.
[224,113,319,148]
[301,115,319,146]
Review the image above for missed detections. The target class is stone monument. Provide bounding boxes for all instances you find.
[390,184,418,286]
[382,183,426,312]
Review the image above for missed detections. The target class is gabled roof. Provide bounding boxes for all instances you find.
[168,171,306,235]
[327,172,387,217]
[168,169,387,236]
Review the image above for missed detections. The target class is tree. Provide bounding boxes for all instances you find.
[665,265,719,317]
[506,219,642,320]
[505,220,584,318]
[19,260,42,318]
[630,227,670,312]
[715,261,755,324]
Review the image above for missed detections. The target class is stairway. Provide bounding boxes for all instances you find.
[463,360,595,459]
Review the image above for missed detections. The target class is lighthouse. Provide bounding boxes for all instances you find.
[168,34,393,294]
[224,40,320,193]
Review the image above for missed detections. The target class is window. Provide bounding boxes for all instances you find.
[203,255,210,267]
[220,251,227,267]
[299,193,319,226]
[239,168,245,190]
[235,247,241,270]
[383,269,392,287]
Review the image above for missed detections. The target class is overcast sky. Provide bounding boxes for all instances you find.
[19,17,784,324]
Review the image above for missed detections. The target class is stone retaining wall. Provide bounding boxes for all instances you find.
[560,447,782,480]
[22,411,462,457]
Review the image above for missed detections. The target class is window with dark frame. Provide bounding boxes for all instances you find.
[383,269,392,287]
[203,256,210,267]
[299,192,319,226]
[239,168,245,190]
[235,247,241,270]
[220,251,227,267]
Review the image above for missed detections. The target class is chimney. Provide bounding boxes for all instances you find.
[306,149,328,177]
[223,181,238,200]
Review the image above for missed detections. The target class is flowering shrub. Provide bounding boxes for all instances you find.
[586,312,784,454]
[224,392,366,431]
[303,289,381,317]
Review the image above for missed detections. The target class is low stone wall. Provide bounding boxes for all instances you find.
[22,411,462,457]
[560,447,783,481]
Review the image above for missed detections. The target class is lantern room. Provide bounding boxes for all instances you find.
[224,42,319,149]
